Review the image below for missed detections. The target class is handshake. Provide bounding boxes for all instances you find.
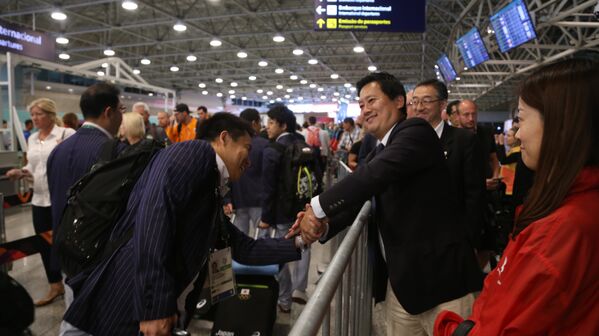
[284,204,329,245]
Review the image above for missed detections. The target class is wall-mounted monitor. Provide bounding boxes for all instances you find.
[490,0,536,53]
[456,28,490,68]
[436,54,457,82]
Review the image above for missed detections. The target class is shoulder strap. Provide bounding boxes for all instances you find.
[451,320,475,336]
[99,138,120,163]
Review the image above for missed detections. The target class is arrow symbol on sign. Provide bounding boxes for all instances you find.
[316,18,325,28]
[316,5,325,15]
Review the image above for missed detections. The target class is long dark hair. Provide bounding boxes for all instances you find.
[514,58,599,236]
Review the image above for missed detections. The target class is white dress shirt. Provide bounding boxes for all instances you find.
[24,125,76,207]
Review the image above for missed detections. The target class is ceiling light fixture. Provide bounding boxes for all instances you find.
[216,92,223,97]
[308,59,318,65]
[230,95,236,99]
[132,69,141,75]
[215,78,223,83]
[330,73,339,79]
[56,36,69,45]
[228,90,235,94]
[170,65,179,72]
[186,55,197,62]
[103,48,115,56]
[290,75,298,80]
[101,63,109,68]
[276,84,283,90]
[300,79,308,85]
[173,21,187,32]
[267,91,273,95]
[237,51,248,58]
[273,34,285,43]
[241,97,247,101]
[275,68,284,74]
[46,86,52,90]
[198,83,206,88]
[51,10,67,21]
[353,45,365,53]
[121,0,138,10]
[230,82,238,87]
[317,87,324,92]
[210,38,222,47]
[262,95,268,99]
[97,71,105,76]
[292,49,304,56]
[140,58,151,65]
[248,75,257,81]
[58,53,70,60]
[344,83,351,88]
[258,60,268,67]
[368,65,377,72]
[286,88,293,93]
[309,83,317,88]
[202,90,208,95]
[257,89,264,93]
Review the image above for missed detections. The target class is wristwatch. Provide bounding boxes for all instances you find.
[294,235,310,252]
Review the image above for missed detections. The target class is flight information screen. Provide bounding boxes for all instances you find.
[490,0,536,52]
[456,28,490,68]
[437,54,457,82]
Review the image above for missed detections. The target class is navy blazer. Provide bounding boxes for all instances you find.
[261,133,296,225]
[63,140,300,335]
[321,118,483,314]
[230,135,269,208]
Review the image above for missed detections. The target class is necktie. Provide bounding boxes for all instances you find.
[374,143,385,156]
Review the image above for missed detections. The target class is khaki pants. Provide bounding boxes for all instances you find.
[385,282,475,336]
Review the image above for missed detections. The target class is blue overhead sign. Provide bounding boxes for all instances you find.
[490,0,537,53]
[0,19,55,61]
[314,0,425,32]
[456,28,490,68]
[437,54,457,82]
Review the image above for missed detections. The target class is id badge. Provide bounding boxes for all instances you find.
[208,247,236,303]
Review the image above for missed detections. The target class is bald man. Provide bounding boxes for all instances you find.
[132,102,169,145]
[457,99,501,269]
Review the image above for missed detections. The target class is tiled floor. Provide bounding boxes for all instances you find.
[4,204,385,335]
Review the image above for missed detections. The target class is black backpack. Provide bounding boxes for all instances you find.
[271,139,321,219]
[56,138,164,277]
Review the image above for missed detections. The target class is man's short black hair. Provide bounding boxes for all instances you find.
[175,103,190,113]
[79,83,120,120]
[308,116,317,125]
[197,106,207,113]
[266,104,296,133]
[446,100,460,116]
[197,112,254,141]
[25,119,33,126]
[415,79,448,101]
[356,72,407,117]
[343,117,354,126]
[239,108,260,123]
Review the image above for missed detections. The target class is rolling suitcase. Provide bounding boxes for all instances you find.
[210,261,279,336]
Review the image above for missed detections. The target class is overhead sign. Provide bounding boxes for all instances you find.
[314,0,425,32]
[0,19,56,61]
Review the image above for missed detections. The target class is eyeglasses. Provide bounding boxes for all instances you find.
[409,97,443,106]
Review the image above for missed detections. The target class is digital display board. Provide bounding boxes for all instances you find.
[437,54,457,82]
[314,0,425,32]
[456,28,490,68]
[490,0,536,53]
[0,19,55,61]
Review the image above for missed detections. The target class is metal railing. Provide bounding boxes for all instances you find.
[289,161,373,336]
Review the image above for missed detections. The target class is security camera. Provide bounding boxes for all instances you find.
[595,0,599,20]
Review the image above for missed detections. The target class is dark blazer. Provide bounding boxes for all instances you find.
[63,141,300,335]
[230,135,269,208]
[321,118,483,315]
[261,133,297,225]
[440,123,486,248]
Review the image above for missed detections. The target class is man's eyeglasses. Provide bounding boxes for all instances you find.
[409,97,443,107]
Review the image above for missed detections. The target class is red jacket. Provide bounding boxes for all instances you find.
[435,167,599,336]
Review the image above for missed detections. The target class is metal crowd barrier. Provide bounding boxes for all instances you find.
[289,161,373,336]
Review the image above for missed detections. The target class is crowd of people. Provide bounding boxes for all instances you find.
[2,57,598,336]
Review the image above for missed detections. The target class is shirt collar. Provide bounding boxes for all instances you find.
[378,123,396,146]
[82,121,113,139]
[49,124,63,138]
[215,153,230,197]
[433,120,445,139]
[276,132,290,141]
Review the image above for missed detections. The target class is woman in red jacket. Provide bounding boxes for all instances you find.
[435,58,599,335]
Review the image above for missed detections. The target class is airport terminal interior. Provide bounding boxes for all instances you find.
[1,0,598,335]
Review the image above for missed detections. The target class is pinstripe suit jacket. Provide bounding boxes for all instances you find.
[63,140,301,335]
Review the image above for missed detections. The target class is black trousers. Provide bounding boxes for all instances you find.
[31,205,62,283]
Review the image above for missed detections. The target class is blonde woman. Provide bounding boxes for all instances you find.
[118,112,145,145]
[5,98,76,306]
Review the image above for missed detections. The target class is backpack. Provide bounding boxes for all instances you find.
[56,138,164,277]
[305,126,321,148]
[271,139,321,220]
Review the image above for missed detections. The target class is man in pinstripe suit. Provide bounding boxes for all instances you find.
[62,113,305,336]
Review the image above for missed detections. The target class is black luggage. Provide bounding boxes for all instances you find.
[211,263,279,336]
